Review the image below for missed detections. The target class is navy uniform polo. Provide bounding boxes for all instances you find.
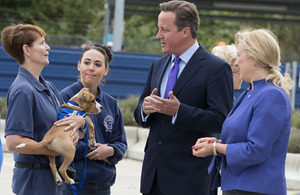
[60,80,127,187]
[5,67,64,195]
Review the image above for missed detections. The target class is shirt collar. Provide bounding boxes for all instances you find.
[171,41,199,64]
[19,66,49,93]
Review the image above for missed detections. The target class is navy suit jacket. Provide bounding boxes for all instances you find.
[134,44,233,195]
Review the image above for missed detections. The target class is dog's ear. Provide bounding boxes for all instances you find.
[78,88,91,104]
[78,90,88,105]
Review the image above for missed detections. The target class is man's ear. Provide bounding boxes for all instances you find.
[182,27,190,38]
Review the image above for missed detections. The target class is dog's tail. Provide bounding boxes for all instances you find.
[16,140,50,149]
[16,143,27,148]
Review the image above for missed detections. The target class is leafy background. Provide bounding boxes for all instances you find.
[1,0,300,61]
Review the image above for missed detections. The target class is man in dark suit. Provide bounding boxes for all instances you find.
[134,1,233,195]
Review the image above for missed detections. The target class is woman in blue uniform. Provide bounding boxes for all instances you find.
[2,23,85,195]
[192,29,294,195]
[61,44,127,195]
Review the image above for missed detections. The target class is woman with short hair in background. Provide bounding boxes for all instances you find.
[212,44,242,91]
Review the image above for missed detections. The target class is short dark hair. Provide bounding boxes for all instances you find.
[159,1,200,39]
[1,23,46,64]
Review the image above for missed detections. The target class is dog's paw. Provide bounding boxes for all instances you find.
[70,179,75,184]
[56,172,63,185]
[16,143,26,148]
[56,180,63,185]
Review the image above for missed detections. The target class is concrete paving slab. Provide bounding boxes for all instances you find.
[0,152,299,195]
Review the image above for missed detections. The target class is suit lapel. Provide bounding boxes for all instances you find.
[155,55,172,97]
[172,46,206,96]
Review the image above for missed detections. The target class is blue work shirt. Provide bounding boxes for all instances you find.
[60,80,127,187]
[5,67,64,195]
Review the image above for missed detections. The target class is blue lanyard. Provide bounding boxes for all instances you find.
[71,120,89,194]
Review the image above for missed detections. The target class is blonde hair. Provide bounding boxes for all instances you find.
[235,28,294,95]
[211,44,238,72]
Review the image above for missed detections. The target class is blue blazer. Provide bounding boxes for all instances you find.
[134,45,233,195]
[221,79,291,195]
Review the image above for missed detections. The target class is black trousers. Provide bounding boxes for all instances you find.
[143,171,165,195]
[143,170,217,195]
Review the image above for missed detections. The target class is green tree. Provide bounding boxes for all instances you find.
[0,0,105,43]
[1,1,300,61]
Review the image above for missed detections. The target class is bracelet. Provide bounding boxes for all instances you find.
[213,141,218,156]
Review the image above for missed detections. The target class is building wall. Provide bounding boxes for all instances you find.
[1,46,299,108]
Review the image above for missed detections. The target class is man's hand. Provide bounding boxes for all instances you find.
[142,88,161,115]
[142,89,180,116]
[153,91,180,116]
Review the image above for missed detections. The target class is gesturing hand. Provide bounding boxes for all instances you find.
[142,88,161,115]
[154,91,180,116]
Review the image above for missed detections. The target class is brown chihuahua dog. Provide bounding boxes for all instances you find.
[16,88,102,185]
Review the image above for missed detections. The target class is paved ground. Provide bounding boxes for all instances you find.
[0,152,142,195]
[1,120,300,194]
[1,152,300,195]
[0,152,13,195]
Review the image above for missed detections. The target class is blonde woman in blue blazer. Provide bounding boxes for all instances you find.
[193,29,294,195]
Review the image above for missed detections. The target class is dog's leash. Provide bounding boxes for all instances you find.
[71,119,89,195]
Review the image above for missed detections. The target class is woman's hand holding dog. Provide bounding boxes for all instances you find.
[54,114,86,145]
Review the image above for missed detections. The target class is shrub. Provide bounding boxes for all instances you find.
[291,111,300,129]
[0,97,7,119]
[0,95,141,124]
[288,133,300,153]
[117,96,140,127]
